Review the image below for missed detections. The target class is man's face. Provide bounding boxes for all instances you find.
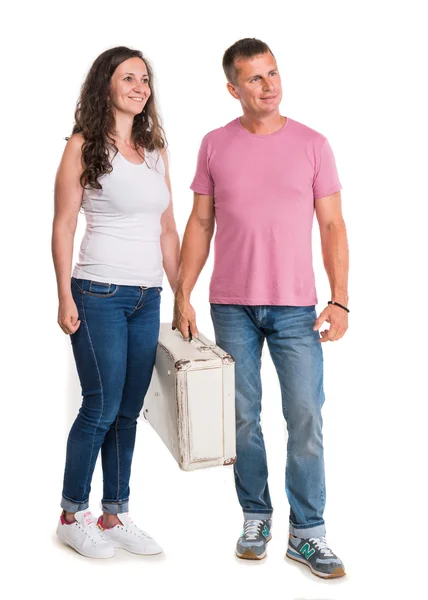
[227,52,282,116]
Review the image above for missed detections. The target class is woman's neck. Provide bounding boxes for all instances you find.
[113,111,135,146]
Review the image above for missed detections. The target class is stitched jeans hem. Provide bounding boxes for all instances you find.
[102,500,130,514]
[60,496,89,513]
[289,521,326,538]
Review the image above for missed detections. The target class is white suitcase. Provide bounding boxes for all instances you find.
[142,323,236,471]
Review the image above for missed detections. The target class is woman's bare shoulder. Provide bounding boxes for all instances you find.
[65,132,85,153]
[58,133,85,172]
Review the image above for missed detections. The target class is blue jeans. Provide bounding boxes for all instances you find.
[210,304,326,538]
[61,278,161,515]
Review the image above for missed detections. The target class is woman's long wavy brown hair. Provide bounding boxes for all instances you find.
[71,46,166,189]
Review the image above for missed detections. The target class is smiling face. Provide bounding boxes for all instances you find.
[109,56,151,117]
[227,52,282,117]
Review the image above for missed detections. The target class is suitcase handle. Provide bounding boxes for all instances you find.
[172,326,215,349]
[191,331,216,348]
[171,326,233,362]
[189,331,234,363]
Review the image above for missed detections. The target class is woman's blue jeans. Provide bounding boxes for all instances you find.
[211,304,327,538]
[61,278,161,515]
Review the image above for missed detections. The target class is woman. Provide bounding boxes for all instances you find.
[52,46,179,558]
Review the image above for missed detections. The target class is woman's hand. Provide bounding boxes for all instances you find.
[58,296,81,335]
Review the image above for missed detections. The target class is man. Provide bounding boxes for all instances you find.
[174,38,349,579]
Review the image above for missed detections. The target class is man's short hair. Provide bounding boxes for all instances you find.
[222,38,274,84]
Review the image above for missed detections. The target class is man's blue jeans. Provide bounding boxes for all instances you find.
[210,304,326,538]
[61,278,161,515]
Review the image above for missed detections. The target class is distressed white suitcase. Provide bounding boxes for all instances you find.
[142,323,236,471]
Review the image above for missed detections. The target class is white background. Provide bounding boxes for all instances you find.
[2,0,427,598]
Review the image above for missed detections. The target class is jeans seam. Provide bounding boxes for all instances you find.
[279,379,288,421]
[135,287,161,312]
[115,415,121,501]
[133,288,145,312]
[80,293,105,501]
[257,342,268,457]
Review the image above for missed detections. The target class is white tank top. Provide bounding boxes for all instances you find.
[73,148,170,286]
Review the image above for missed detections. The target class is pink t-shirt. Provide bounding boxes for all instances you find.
[190,117,341,305]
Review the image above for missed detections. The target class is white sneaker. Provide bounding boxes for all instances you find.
[97,512,163,555]
[56,510,115,558]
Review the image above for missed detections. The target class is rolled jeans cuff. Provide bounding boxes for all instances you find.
[61,495,89,513]
[289,521,326,538]
[102,500,129,515]
[243,511,273,520]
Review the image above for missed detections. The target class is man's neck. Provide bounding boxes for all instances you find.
[239,112,286,135]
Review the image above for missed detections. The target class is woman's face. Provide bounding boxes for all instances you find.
[109,57,151,117]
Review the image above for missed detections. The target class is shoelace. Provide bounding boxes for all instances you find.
[82,521,107,543]
[119,522,152,539]
[243,520,264,540]
[132,525,151,539]
[308,536,334,557]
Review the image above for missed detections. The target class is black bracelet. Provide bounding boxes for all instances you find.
[328,300,350,313]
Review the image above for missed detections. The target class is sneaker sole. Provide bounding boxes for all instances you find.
[56,531,115,559]
[285,548,346,579]
[236,535,272,561]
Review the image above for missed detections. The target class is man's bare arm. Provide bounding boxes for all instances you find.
[174,192,215,338]
[313,191,349,342]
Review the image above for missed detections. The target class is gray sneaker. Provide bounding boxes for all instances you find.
[236,519,272,560]
[286,535,346,578]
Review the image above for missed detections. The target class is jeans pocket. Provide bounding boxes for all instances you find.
[86,281,119,298]
[71,277,84,294]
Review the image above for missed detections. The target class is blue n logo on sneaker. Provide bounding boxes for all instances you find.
[262,525,270,538]
[300,542,315,559]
